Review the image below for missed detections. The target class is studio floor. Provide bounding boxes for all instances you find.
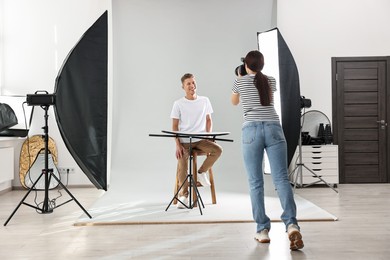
[1,183,390,260]
[73,174,337,226]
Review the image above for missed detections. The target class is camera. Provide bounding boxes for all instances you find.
[234,57,247,76]
[300,96,311,108]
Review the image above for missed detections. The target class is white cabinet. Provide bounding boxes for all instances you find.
[0,146,14,183]
[290,145,339,186]
[0,137,25,192]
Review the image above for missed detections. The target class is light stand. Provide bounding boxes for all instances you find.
[289,110,338,193]
[4,104,92,226]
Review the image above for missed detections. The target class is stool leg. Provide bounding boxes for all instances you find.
[176,151,217,207]
[173,164,179,205]
[209,168,216,204]
[192,153,198,207]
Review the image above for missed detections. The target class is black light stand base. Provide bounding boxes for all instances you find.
[4,168,92,226]
[4,105,92,226]
[289,163,338,193]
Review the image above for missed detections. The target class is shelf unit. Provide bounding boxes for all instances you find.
[290,145,339,186]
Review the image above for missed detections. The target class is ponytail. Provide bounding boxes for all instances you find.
[254,72,272,106]
[245,50,272,106]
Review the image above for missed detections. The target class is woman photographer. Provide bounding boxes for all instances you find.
[231,50,304,250]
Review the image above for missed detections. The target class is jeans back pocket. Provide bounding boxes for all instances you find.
[242,124,257,144]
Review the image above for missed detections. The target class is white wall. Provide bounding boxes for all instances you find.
[277,0,390,121]
[1,0,112,187]
[0,0,4,90]
[110,0,276,193]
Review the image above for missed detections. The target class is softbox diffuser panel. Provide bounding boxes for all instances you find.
[54,11,108,190]
[258,28,301,166]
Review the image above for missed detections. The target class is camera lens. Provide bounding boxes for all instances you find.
[235,64,247,76]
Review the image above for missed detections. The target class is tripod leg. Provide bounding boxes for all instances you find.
[291,166,298,189]
[4,172,45,226]
[190,175,205,208]
[50,173,93,218]
[165,176,189,211]
[289,164,301,191]
[42,170,54,213]
[188,175,204,215]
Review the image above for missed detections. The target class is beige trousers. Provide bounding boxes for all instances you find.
[177,140,222,197]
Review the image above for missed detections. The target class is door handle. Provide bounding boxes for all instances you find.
[377,120,388,129]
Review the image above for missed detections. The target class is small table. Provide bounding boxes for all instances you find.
[149,130,233,215]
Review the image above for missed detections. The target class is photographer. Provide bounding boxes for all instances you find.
[231,50,304,250]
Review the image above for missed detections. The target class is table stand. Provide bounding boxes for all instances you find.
[149,130,233,215]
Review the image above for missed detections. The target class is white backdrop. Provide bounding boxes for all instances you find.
[110,0,276,193]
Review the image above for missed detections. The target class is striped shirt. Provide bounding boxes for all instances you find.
[232,74,279,122]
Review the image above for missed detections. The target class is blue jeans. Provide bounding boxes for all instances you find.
[242,121,298,232]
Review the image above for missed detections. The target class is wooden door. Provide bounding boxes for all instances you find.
[332,57,390,183]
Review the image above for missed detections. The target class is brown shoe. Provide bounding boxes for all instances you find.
[287,224,304,250]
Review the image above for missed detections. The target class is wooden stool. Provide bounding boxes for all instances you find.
[173,150,217,206]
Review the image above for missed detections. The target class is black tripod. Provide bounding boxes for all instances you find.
[166,135,205,214]
[289,111,338,193]
[149,130,233,215]
[4,105,92,226]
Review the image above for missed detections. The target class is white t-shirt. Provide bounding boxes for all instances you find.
[170,95,213,143]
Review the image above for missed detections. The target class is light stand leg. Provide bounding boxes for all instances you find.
[49,173,92,218]
[4,171,45,226]
[289,163,301,191]
[289,125,305,190]
[301,164,338,193]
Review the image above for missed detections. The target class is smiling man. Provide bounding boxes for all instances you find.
[170,73,222,209]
